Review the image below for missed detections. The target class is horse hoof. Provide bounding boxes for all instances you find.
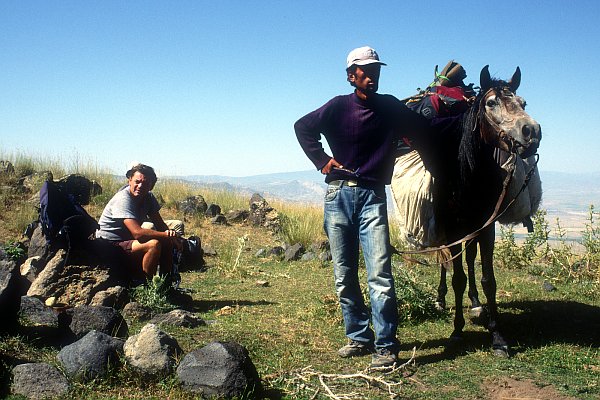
[469,306,484,318]
[435,301,446,311]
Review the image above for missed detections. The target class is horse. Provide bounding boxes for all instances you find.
[392,65,541,356]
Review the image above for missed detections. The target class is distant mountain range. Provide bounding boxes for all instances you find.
[174,170,600,237]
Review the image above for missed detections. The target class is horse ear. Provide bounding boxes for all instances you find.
[480,65,491,92]
[509,67,521,92]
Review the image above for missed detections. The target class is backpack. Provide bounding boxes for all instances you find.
[405,85,471,120]
[39,180,99,254]
[180,235,205,271]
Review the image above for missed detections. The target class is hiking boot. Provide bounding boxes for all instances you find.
[337,340,374,358]
[370,348,398,369]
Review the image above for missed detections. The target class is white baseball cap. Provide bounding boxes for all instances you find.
[346,46,386,69]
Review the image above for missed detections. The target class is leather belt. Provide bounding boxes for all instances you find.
[328,179,358,187]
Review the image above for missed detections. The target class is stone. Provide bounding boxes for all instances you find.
[254,249,267,258]
[211,214,227,225]
[205,203,221,218]
[19,295,59,328]
[319,250,332,262]
[20,256,44,283]
[177,341,261,399]
[310,240,330,252]
[26,225,49,259]
[91,180,103,196]
[150,309,206,328]
[20,171,53,191]
[248,193,281,231]
[0,258,24,327]
[66,305,128,340]
[542,281,557,292]
[57,330,124,381]
[179,195,208,216]
[121,301,153,322]
[0,160,15,176]
[300,252,316,261]
[269,246,285,257]
[56,174,93,205]
[11,362,69,400]
[284,243,304,262]
[124,323,182,377]
[90,286,129,309]
[27,249,66,298]
[27,249,118,307]
[225,209,249,223]
[202,244,218,257]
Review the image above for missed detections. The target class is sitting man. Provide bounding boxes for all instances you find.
[96,163,182,280]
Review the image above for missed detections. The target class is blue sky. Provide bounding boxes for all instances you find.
[1,1,598,178]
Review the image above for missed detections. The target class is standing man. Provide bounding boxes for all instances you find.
[294,46,427,368]
[96,163,182,281]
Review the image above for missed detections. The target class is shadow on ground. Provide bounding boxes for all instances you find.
[405,299,600,364]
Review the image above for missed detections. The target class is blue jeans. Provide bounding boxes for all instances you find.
[324,182,399,351]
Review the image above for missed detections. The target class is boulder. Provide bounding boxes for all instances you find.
[27,249,66,298]
[20,256,44,283]
[150,309,206,328]
[205,203,221,218]
[177,341,261,399]
[26,225,49,259]
[225,209,248,223]
[20,171,52,191]
[0,160,15,176]
[124,323,182,377]
[202,244,217,257]
[57,330,124,381]
[248,193,280,231]
[269,246,285,257]
[11,362,69,400]
[65,305,128,340]
[27,249,119,307]
[211,215,227,225]
[121,301,153,322]
[0,258,25,328]
[90,286,129,309]
[319,250,332,262]
[179,195,208,216]
[56,174,94,205]
[284,243,304,262]
[19,295,59,328]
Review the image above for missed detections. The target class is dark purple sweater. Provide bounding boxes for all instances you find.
[295,92,427,186]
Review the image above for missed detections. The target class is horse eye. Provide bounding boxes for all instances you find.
[518,98,527,109]
[486,99,497,107]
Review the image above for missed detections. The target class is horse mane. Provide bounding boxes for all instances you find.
[457,77,510,185]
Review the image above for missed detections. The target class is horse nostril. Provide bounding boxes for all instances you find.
[522,124,539,141]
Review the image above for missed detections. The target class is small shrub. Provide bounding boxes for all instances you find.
[582,205,600,259]
[2,240,26,263]
[495,224,525,269]
[130,275,174,314]
[394,266,444,324]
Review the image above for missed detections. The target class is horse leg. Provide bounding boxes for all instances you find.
[450,244,467,340]
[465,239,483,317]
[436,265,447,310]
[479,226,509,356]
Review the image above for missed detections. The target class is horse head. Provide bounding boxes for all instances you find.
[478,65,541,158]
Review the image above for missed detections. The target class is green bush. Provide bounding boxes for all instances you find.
[394,266,445,324]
